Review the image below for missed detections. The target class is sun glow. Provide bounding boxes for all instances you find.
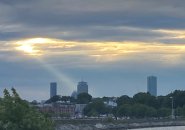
[16,44,34,54]
[22,38,54,44]
[15,38,53,55]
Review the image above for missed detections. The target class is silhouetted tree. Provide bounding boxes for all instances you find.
[77,93,92,104]
[133,92,158,108]
[117,95,133,106]
[45,95,61,103]
[84,99,108,116]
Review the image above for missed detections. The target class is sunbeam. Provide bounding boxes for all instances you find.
[35,57,76,95]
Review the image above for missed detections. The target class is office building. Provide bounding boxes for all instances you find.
[77,81,88,95]
[147,76,157,97]
[50,82,57,98]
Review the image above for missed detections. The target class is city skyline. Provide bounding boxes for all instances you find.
[29,76,169,101]
[1,0,185,101]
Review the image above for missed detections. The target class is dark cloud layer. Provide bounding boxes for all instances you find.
[1,0,185,41]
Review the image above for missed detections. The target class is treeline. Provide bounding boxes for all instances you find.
[0,88,54,130]
[45,93,92,104]
[83,90,185,119]
[44,90,185,119]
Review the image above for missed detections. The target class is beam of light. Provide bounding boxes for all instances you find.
[13,38,77,95]
[35,57,76,96]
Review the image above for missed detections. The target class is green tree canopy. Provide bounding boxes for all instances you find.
[133,92,158,108]
[0,88,54,130]
[45,95,61,103]
[77,93,92,104]
[117,104,132,117]
[168,90,185,108]
[157,107,171,118]
[117,95,133,106]
[84,99,109,116]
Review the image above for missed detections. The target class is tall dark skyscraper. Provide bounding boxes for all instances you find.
[147,76,157,97]
[50,82,57,98]
[77,81,88,95]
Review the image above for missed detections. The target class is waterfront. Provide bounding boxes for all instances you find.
[132,126,185,130]
[55,119,185,130]
[56,125,185,130]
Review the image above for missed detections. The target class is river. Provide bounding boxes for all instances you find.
[132,126,185,130]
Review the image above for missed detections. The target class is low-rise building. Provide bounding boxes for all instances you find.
[38,103,75,117]
[75,104,87,117]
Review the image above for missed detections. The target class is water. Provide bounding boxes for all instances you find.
[132,126,185,130]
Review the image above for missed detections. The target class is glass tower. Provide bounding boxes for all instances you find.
[50,82,57,98]
[147,76,157,96]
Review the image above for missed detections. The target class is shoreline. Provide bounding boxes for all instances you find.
[55,119,185,130]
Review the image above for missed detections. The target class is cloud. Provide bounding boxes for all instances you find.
[1,0,185,42]
[1,1,185,100]
[0,38,181,67]
[154,29,185,39]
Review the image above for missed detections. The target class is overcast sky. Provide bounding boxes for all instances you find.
[1,0,185,101]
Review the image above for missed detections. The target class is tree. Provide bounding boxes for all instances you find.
[157,107,171,118]
[156,96,171,108]
[112,107,118,119]
[77,93,92,104]
[145,106,157,117]
[168,90,185,108]
[84,99,108,116]
[117,95,133,106]
[117,104,132,117]
[182,106,185,117]
[0,88,54,130]
[131,104,149,118]
[133,92,158,108]
[45,95,61,103]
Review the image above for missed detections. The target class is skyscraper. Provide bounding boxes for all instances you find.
[50,82,57,98]
[77,81,88,95]
[147,76,157,97]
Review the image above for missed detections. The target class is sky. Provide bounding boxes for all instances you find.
[1,0,185,101]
